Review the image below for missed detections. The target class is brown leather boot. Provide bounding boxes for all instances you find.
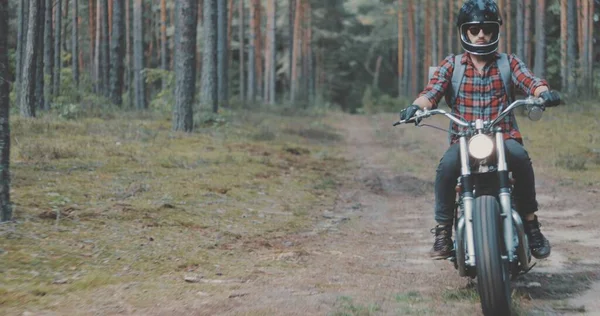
[429,224,453,260]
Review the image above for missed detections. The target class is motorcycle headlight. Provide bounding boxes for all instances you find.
[468,134,494,159]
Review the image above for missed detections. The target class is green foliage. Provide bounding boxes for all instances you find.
[145,68,175,113]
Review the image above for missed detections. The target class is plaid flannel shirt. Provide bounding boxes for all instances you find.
[419,52,548,144]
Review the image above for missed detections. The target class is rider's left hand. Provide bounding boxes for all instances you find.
[540,90,561,108]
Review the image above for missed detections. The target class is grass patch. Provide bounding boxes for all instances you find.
[442,287,479,302]
[329,296,382,316]
[0,106,350,313]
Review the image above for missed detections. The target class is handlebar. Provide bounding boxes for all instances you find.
[393,97,545,128]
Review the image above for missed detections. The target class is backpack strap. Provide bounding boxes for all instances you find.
[449,54,465,108]
[497,53,514,103]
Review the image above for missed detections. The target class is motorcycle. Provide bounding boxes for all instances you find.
[393,96,547,315]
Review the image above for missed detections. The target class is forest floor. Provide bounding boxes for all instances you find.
[1,103,600,315]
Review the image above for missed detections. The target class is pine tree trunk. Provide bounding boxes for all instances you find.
[54,0,62,97]
[406,0,416,95]
[126,0,133,107]
[43,0,53,110]
[288,0,295,95]
[248,0,256,103]
[524,0,532,65]
[517,0,524,58]
[0,0,11,222]
[253,0,262,99]
[533,0,546,77]
[430,0,437,64]
[239,0,245,105]
[448,0,455,54]
[35,0,44,111]
[160,0,167,90]
[72,0,79,89]
[290,0,301,103]
[424,0,431,87]
[436,0,443,61]
[201,0,218,113]
[505,0,512,53]
[498,0,505,52]
[101,0,110,97]
[567,0,577,93]
[587,0,593,94]
[266,0,276,104]
[560,0,568,90]
[397,0,404,97]
[16,0,27,106]
[581,0,590,95]
[109,0,124,105]
[304,1,312,104]
[20,0,39,117]
[133,0,146,109]
[95,0,101,93]
[217,0,229,107]
[173,0,198,131]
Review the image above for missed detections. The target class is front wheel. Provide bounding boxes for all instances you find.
[473,195,512,316]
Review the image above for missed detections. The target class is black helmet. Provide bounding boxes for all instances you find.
[456,0,502,55]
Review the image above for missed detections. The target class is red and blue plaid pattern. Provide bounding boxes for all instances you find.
[419,53,548,144]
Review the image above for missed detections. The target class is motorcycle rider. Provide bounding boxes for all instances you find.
[399,0,560,260]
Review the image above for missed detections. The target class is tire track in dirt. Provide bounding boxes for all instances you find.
[145,113,600,316]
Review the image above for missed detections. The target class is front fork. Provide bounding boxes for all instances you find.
[458,131,516,267]
[495,131,516,262]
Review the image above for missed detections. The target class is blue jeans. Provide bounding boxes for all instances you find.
[434,139,539,225]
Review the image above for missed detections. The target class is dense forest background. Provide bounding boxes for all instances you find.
[2,0,599,117]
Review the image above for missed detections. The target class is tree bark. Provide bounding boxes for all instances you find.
[217,0,229,107]
[201,0,218,113]
[397,0,404,97]
[407,0,416,95]
[173,0,198,131]
[72,0,79,88]
[264,0,276,104]
[160,0,167,90]
[498,0,505,52]
[560,0,567,90]
[505,0,512,53]
[109,0,124,105]
[35,0,45,110]
[248,0,256,102]
[533,0,545,77]
[125,0,133,107]
[16,0,27,106]
[587,0,593,94]
[448,0,455,54]
[133,0,146,109]
[436,0,443,62]
[290,0,301,103]
[517,0,524,58]
[43,0,53,110]
[101,0,110,97]
[567,0,577,93]
[0,0,11,222]
[524,0,532,65]
[288,0,295,95]
[239,0,245,105]
[20,0,39,117]
[54,0,62,97]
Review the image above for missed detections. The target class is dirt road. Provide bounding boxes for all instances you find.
[151,113,600,316]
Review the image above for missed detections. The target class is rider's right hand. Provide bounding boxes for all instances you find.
[400,104,421,123]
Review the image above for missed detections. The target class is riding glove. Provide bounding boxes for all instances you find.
[539,90,561,107]
[399,104,421,123]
